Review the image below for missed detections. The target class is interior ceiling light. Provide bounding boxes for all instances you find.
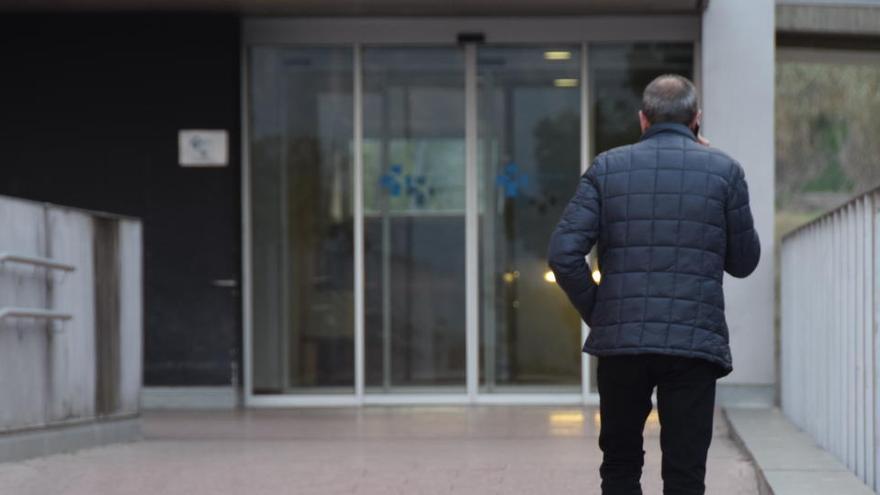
[544,50,572,60]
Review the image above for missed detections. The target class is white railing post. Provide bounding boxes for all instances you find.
[781,186,880,491]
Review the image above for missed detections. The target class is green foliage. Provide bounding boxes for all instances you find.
[803,161,854,192]
[776,61,880,209]
[801,114,853,193]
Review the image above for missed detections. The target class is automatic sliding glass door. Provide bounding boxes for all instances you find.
[247,44,581,397]
[477,46,583,392]
[249,47,355,394]
[246,38,696,401]
[362,47,467,392]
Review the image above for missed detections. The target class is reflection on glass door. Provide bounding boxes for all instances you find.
[478,46,583,392]
[246,40,696,400]
[249,47,355,394]
[362,48,467,391]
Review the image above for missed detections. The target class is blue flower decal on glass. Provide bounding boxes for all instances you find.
[379,164,404,197]
[496,162,529,198]
[405,174,433,207]
[379,164,434,206]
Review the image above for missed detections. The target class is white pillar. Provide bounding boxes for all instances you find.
[702,0,776,400]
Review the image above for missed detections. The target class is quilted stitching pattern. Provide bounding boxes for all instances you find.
[547,123,761,376]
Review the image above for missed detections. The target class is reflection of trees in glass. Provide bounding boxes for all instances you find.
[255,134,354,387]
[530,109,580,256]
[592,43,693,154]
[777,62,880,217]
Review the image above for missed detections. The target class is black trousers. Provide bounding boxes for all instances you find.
[596,354,719,495]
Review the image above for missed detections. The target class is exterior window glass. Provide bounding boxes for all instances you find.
[249,47,355,393]
[477,46,583,391]
[362,47,467,391]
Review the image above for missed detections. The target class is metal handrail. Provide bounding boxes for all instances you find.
[0,252,75,272]
[0,307,73,321]
[781,181,880,242]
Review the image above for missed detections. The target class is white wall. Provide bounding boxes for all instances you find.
[47,207,97,423]
[0,200,53,429]
[702,0,776,387]
[0,196,142,432]
[118,220,143,415]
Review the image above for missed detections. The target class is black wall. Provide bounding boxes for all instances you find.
[0,14,242,386]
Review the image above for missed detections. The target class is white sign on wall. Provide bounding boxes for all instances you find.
[178,130,228,167]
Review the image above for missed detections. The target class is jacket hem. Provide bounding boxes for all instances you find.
[583,345,733,378]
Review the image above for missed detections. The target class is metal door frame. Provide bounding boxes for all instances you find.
[241,16,701,407]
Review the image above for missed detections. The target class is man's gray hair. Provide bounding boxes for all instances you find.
[641,74,699,125]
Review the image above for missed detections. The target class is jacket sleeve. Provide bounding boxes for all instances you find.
[724,163,761,278]
[547,164,601,325]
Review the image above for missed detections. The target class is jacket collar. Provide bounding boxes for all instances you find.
[639,122,697,142]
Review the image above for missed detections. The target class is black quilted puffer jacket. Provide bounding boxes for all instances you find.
[547,122,761,376]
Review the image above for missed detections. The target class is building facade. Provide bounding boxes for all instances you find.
[0,0,776,408]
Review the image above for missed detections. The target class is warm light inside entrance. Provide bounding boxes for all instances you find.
[544,270,556,283]
[544,50,572,60]
[549,411,584,425]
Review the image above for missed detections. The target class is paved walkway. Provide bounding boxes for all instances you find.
[0,406,759,494]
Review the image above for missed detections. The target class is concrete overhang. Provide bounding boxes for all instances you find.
[778,0,880,37]
[0,0,709,15]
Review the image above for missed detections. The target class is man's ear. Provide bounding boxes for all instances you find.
[690,109,702,130]
[638,111,651,133]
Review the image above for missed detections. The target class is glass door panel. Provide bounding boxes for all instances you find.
[249,47,355,394]
[362,47,467,392]
[477,46,583,392]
